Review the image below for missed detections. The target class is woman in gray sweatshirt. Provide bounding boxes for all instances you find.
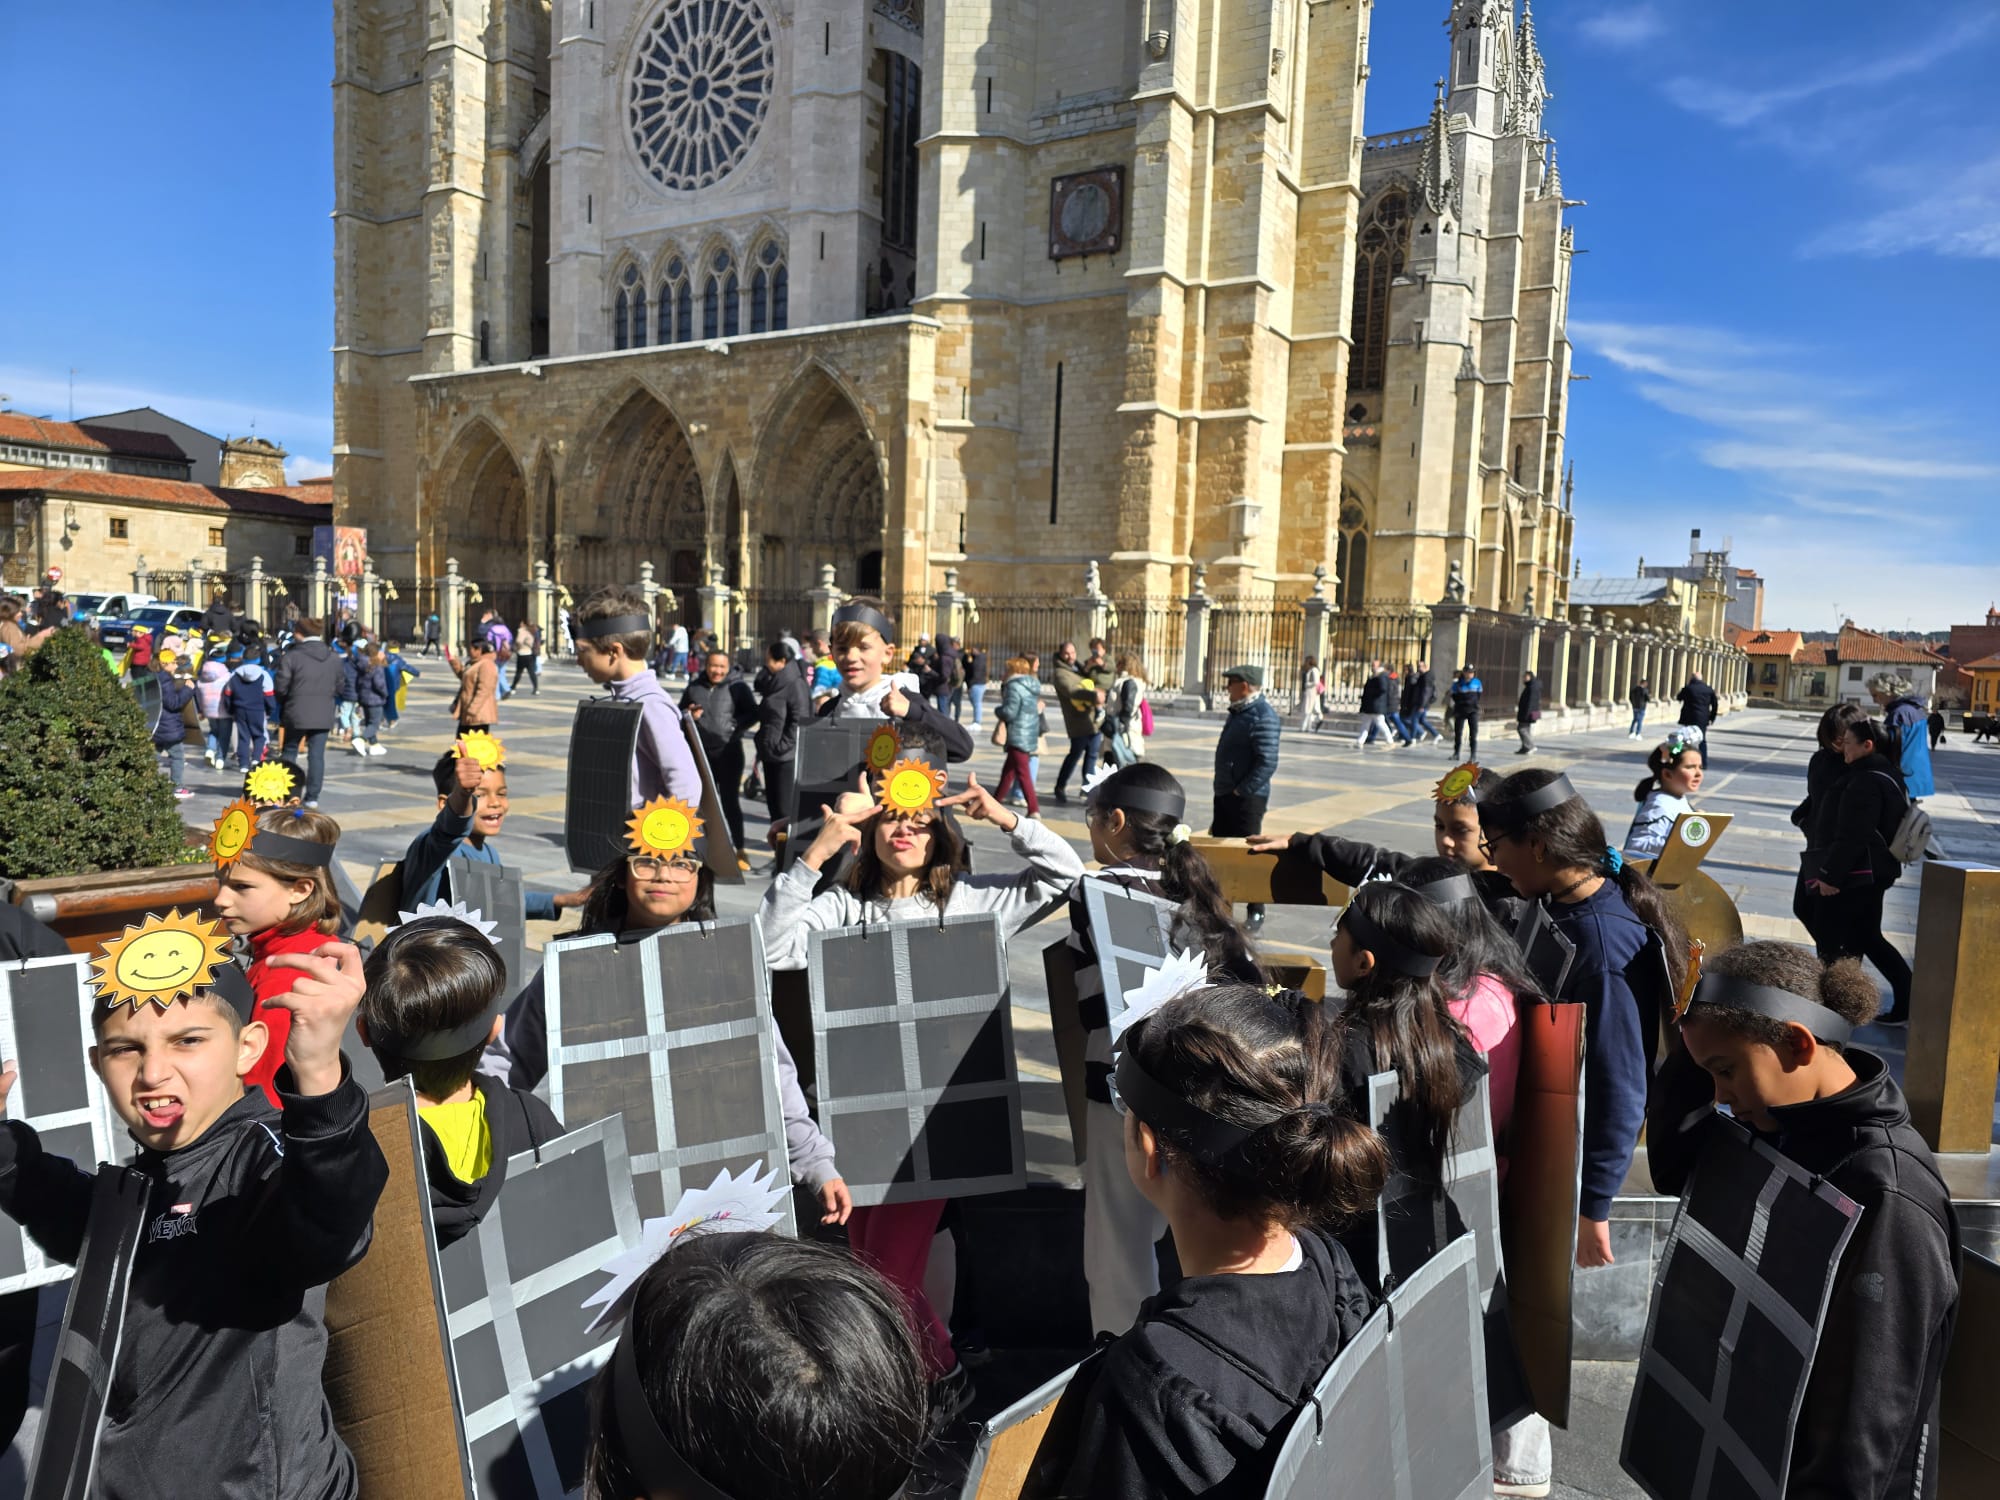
[755,770,1084,1412]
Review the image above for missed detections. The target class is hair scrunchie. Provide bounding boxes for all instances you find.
[1601,846,1624,875]
[1169,823,1192,846]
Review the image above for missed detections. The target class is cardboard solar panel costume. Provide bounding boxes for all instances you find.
[782,718,947,872]
[1620,971,1870,1500]
[543,797,797,1226]
[441,857,529,998]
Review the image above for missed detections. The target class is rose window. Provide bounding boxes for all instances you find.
[628,0,774,191]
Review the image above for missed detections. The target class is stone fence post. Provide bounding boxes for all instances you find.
[439,557,468,650]
[698,564,732,653]
[807,563,846,637]
[529,560,557,653]
[1175,565,1212,710]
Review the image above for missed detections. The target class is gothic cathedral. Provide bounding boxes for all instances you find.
[333,0,1578,625]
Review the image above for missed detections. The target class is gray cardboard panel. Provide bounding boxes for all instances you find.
[12,966,91,1117]
[1081,880,1177,1019]
[816,928,899,1011]
[679,714,743,884]
[444,859,529,1000]
[564,697,645,873]
[783,723,943,871]
[907,922,1001,1001]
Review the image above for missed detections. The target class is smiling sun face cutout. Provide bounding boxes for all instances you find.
[1433,762,1482,804]
[93,909,235,1012]
[865,725,902,775]
[878,758,947,819]
[210,799,259,868]
[454,730,506,772]
[243,759,303,806]
[627,797,705,861]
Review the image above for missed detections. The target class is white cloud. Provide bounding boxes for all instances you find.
[0,364,331,456]
[285,454,333,483]
[1803,151,2000,261]
[1576,6,1666,51]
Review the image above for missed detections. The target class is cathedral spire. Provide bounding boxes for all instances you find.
[1509,0,1551,136]
[1541,140,1562,198]
[1416,78,1458,217]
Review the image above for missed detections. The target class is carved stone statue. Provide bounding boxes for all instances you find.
[1443,558,1467,604]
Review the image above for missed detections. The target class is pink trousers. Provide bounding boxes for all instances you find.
[846,1199,956,1376]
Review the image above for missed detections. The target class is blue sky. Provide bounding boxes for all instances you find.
[2,2,1995,629]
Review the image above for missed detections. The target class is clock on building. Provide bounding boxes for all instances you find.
[1048,167,1124,259]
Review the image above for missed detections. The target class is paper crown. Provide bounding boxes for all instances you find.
[627,796,705,861]
[210,799,260,868]
[1107,947,1209,1051]
[877,757,947,818]
[581,1161,789,1333]
[454,730,506,771]
[91,909,236,1013]
[389,899,500,944]
[1433,762,1482,803]
[243,758,304,806]
[1080,762,1120,799]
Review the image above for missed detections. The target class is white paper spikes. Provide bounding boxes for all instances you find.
[581,1159,789,1332]
[1106,947,1210,1051]
[1080,761,1121,798]
[390,898,500,943]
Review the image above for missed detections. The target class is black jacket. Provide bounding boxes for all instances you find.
[681,674,758,751]
[1358,671,1394,715]
[1676,678,1718,727]
[1817,752,1907,891]
[1411,670,1435,711]
[1517,678,1541,723]
[1647,1046,1958,1499]
[1054,1229,1374,1498]
[753,664,813,763]
[273,638,345,732]
[1630,683,1651,709]
[1791,746,1850,849]
[201,603,238,638]
[1291,833,1527,932]
[422,1076,564,1248]
[814,688,977,763]
[0,1065,387,1499]
[1449,676,1483,718]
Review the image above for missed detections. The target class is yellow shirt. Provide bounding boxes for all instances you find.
[418,1091,493,1185]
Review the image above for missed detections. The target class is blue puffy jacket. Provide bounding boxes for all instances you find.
[1883,694,1934,799]
[1213,693,1282,799]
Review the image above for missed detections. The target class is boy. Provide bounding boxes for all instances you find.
[1651,940,1959,1497]
[818,597,973,762]
[573,587,702,805]
[357,913,562,1246]
[0,915,386,1497]
[401,748,588,919]
[446,634,501,735]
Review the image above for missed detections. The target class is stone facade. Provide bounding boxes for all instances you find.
[334,1,1579,636]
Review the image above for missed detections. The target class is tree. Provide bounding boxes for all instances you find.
[0,628,193,878]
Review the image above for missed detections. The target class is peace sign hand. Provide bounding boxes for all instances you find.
[803,799,881,871]
[940,771,1018,832]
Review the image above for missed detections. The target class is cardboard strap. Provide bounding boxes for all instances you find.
[1088,783,1187,821]
[1477,773,1582,834]
[1411,872,1479,909]
[1113,1050,1256,1163]
[1685,973,1854,1045]
[1339,901,1443,978]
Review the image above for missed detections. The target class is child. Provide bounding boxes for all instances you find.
[151,656,197,799]
[381,638,418,730]
[225,646,277,769]
[1069,762,1262,1333]
[1249,762,1526,930]
[0,913,386,1496]
[351,644,389,756]
[400,748,588,919]
[587,1234,927,1500]
[196,649,234,769]
[757,770,1084,1410]
[211,806,345,1106]
[1651,941,1959,1497]
[1054,984,1390,1498]
[1622,735,1705,859]
[357,912,563,1247]
[1476,769,1685,1270]
[817,597,974,764]
[483,805,852,1227]
[572,587,702,805]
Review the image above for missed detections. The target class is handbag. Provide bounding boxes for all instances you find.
[991,719,1008,748]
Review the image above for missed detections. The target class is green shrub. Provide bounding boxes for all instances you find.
[0,626,195,879]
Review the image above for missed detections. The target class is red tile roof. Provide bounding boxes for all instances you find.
[1963,654,2000,672]
[0,412,189,463]
[1731,626,1803,656]
[1835,622,1944,667]
[0,468,329,521]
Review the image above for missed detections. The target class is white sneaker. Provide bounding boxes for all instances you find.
[371,742,390,756]
[353,741,371,756]
[173,787,194,800]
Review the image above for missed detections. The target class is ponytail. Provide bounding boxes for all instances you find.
[1159,838,1258,978]
[1610,861,1688,998]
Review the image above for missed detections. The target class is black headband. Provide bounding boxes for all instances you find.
[579,613,652,640]
[611,1325,738,1500]
[1088,778,1188,822]
[1411,872,1479,909]
[832,603,897,645]
[1477,773,1583,834]
[248,828,336,867]
[1113,1049,1258,1164]
[1338,899,1443,977]
[1684,972,1854,1045]
[209,963,257,1022]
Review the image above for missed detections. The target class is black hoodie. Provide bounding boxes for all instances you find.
[1647,1044,1959,1499]
[1816,751,1908,891]
[421,1075,564,1249]
[1289,831,1527,933]
[1053,1229,1373,1498]
[0,1063,387,1500]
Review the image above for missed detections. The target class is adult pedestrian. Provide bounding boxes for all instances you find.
[1050,641,1106,804]
[200,587,237,640]
[1395,661,1422,745]
[1790,701,1870,952]
[1628,680,1651,740]
[667,620,690,677]
[558,605,574,657]
[423,612,441,656]
[1676,671,1718,765]
[1212,665,1281,929]
[272,618,344,806]
[1449,665,1483,759]
[446,635,501,737]
[754,638,812,847]
[1298,657,1323,733]
[964,643,989,724]
[514,619,541,696]
[1105,654,1148,766]
[934,633,962,717]
[1870,674,1935,804]
[1515,671,1541,755]
[994,655,1045,814]
[1803,718,1914,1025]
[0,599,52,673]
[683,649,757,866]
[1926,706,1946,750]
[1409,659,1441,743]
[1355,659,1399,747]
[484,613,515,699]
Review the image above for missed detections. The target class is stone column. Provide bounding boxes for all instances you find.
[439,557,468,651]
[936,566,977,645]
[1176,566,1213,710]
[1300,565,1334,684]
[806,563,846,637]
[638,560,663,627]
[308,554,336,622]
[1574,608,1599,711]
[187,557,208,613]
[245,556,270,629]
[1070,560,1112,656]
[698,564,733,652]
[530,560,557,652]
[357,559,382,637]
[132,555,151,596]
[1550,621,1573,728]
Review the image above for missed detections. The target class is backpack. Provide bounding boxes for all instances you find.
[1138,694,1155,737]
[1871,770,1930,864]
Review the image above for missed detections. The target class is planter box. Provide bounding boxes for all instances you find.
[8,862,219,957]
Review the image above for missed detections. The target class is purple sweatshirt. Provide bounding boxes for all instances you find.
[608,669,702,806]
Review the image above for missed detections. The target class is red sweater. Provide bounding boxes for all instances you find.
[243,925,330,1106]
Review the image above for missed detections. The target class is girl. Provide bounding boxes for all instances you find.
[1789,701,1869,956]
[1298,656,1322,733]
[1476,769,1686,1270]
[196,649,233,769]
[817,597,973,764]
[1650,941,1957,1497]
[994,654,1043,813]
[211,806,343,1106]
[483,820,852,1225]
[963,643,988,725]
[1247,764,1526,930]
[1054,984,1390,1499]
[586,1234,927,1500]
[1805,718,1912,1026]
[1105,655,1148,766]
[1622,735,1705,859]
[513,619,540,696]
[756,771,1084,1412]
[352,645,389,757]
[1070,762,1262,1333]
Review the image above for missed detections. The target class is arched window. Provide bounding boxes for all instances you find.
[1336,495,1369,612]
[1349,192,1408,390]
[630,278,648,349]
[658,256,692,343]
[702,249,738,338]
[614,263,643,350]
[749,240,788,333]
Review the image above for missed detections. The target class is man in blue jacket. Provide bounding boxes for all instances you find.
[1211,664,1282,929]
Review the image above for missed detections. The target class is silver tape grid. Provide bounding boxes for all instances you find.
[1369,1071,1505,1296]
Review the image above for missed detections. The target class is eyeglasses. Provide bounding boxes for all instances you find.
[628,855,701,879]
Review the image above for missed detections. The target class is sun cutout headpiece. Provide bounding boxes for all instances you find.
[877,758,947,818]
[243,758,304,806]
[1433,762,1482,804]
[454,730,506,772]
[1671,937,1708,1025]
[865,724,902,775]
[627,796,704,861]
[92,909,235,1013]
[210,799,260,868]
